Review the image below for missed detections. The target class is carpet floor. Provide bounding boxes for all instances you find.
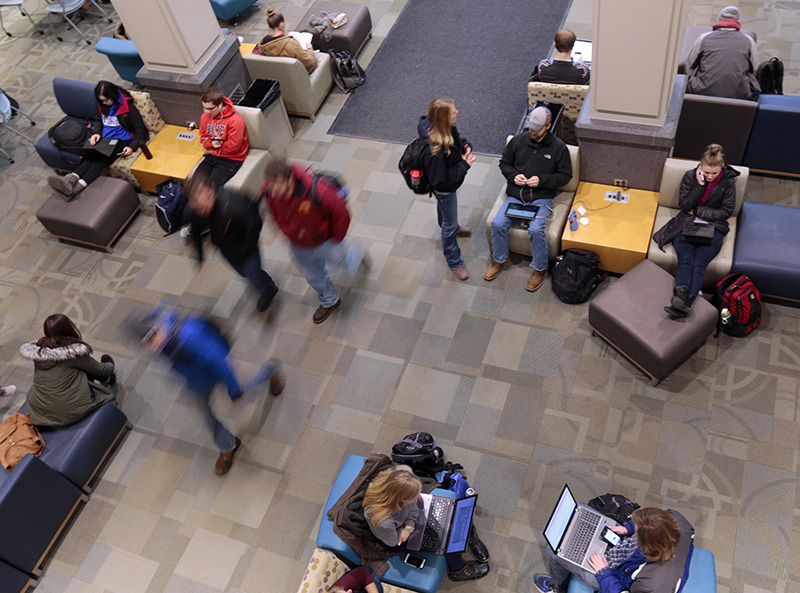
[328,0,572,155]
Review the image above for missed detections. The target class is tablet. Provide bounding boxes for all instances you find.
[505,203,540,220]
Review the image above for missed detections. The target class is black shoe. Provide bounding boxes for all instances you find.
[664,305,688,319]
[468,525,490,562]
[257,285,278,313]
[448,561,489,582]
[100,354,117,386]
[671,285,691,312]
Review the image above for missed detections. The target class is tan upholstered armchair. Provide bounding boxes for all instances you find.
[527,82,588,146]
[224,106,276,198]
[647,157,748,286]
[241,52,333,120]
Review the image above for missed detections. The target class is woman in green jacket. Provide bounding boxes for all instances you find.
[19,314,116,426]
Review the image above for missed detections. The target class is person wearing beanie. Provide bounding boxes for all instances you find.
[686,5,760,100]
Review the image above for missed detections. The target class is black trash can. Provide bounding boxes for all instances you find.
[238,79,281,111]
[516,100,564,138]
[235,78,294,155]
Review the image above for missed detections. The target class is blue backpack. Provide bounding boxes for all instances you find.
[155,178,186,235]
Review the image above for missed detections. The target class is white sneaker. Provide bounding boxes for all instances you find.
[0,385,16,397]
[179,225,192,239]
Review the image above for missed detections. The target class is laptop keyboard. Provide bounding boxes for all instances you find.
[562,510,600,563]
[421,497,449,550]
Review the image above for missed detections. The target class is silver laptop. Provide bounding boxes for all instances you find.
[543,484,616,573]
[407,493,477,555]
[571,39,593,64]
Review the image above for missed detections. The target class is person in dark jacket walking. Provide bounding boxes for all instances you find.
[418,98,475,281]
[658,144,737,318]
[184,171,279,313]
[47,80,149,198]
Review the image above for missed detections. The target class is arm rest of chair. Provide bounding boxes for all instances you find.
[94,36,139,58]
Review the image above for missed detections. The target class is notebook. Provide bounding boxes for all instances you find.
[542,484,615,572]
[505,202,540,221]
[407,493,477,555]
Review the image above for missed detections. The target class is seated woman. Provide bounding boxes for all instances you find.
[534,507,694,593]
[362,465,489,582]
[19,314,117,426]
[255,6,319,74]
[655,144,737,318]
[47,80,148,198]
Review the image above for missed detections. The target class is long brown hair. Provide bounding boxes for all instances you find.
[265,6,284,30]
[427,98,456,156]
[363,465,422,526]
[35,313,93,352]
[632,508,681,562]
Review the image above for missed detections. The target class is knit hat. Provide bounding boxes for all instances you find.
[528,106,551,132]
[717,5,740,21]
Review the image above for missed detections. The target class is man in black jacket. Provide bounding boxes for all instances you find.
[484,107,572,292]
[184,172,278,312]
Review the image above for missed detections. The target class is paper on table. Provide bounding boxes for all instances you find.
[288,31,314,50]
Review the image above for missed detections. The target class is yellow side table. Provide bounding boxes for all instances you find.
[130,125,205,194]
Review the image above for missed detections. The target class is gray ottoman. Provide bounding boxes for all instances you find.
[36,177,141,252]
[298,1,372,56]
[588,259,718,385]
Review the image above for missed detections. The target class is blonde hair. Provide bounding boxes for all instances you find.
[363,465,422,527]
[701,143,725,168]
[427,98,456,156]
[265,6,284,30]
[632,508,681,562]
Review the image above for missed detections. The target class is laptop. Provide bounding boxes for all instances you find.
[571,39,593,64]
[543,484,616,573]
[82,137,120,157]
[407,493,477,555]
[505,202,540,221]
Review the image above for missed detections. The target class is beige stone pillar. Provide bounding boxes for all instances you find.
[111,0,250,125]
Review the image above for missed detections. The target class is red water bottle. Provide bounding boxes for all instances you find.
[410,169,422,189]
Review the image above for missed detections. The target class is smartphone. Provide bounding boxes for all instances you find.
[699,170,706,182]
[403,553,426,569]
[600,526,621,547]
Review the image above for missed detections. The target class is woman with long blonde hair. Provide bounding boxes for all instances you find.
[417,98,476,281]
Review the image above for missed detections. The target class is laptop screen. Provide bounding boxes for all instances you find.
[543,485,577,552]
[445,495,477,554]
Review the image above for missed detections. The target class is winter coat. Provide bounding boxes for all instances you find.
[91,90,149,150]
[19,342,115,426]
[199,97,249,161]
[189,188,264,264]
[256,34,319,74]
[499,131,573,202]
[262,164,351,248]
[686,26,760,100]
[417,116,471,194]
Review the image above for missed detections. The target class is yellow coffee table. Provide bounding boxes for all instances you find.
[240,42,256,56]
[561,181,659,274]
[130,125,205,194]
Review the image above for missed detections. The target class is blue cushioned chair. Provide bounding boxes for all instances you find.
[743,94,800,175]
[317,455,454,593]
[209,0,258,23]
[34,77,97,171]
[0,557,32,593]
[94,36,144,84]
[20,402,130,492]
[566,546,716,593]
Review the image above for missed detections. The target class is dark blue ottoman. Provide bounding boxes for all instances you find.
[743,95,800,175]
[0,558,32,593]
[732,201,800,301]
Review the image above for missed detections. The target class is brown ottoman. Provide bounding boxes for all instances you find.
[588,259,718,385]
[36,177,141,252]
[297,1,372,56]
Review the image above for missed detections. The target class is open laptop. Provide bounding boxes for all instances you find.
[543,484,616,573]
[407,493,477,555]
[571,39,593,64]
[82,137,120,157]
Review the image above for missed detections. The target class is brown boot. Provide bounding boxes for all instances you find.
[526,269,545,292]
[313,299,341,324]
[456,226,472,237]
[483,260,507,281]
[452,266,469,281]
[214,437,241,476]
[269,372,285,396]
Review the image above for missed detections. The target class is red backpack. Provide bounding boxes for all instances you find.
[714,274,762,337]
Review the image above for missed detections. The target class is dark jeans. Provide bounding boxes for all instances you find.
[74,140,131,184]
[224,246,277,297]
[673,230,724,297]
[196,154,243,190]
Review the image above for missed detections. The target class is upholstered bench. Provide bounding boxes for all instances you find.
[298,1,372,56]
[36,177,141,252]
[317,455,454,593]
[732,201,800,302]
[589,259,718,385]
[566,546,716,593]
[298,548,416,593]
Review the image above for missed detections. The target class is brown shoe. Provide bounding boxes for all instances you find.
[269,372,285,396]
[214,437,241,476]
[456,226,472,237]
[526,269,546,292]
[313,298,341,324]
[483,260,507,281]
[452,266,469,281]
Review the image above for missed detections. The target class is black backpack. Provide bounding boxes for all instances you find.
[756,57,784,95]
[329,50,365,93]
[714,273,762,337]
[309,172,349,209]
[391,432,449,479]
[155,178,186,235]
[587,493,640,525]
[550,249,606,304]
[398,138,431,195]
[48,116,91,149]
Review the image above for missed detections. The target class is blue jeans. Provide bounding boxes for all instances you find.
[547,547,599,591]
[673,230,724,297]
[434,191,464,270]
[225,247,277,296]
[186,360,278,453]
[290,239,366,307]
[490,197,551,271]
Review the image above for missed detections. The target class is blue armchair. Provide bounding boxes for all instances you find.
[743,94,800,175]
[209,0,259,23]
[94,36,144,84]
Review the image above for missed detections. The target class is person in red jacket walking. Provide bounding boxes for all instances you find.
[197,87,249,190]
[260,159,368,324]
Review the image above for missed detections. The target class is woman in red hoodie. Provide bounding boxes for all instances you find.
[197,87,249,191]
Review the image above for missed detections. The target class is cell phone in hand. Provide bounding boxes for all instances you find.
[403,553,426,569]
[600,526,621,547]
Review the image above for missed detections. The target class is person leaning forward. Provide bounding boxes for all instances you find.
[484,106,572,292]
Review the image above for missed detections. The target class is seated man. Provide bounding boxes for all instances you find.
[484,106,572,292]
[531,29,590,85]
[197,87,249,190]
[534,507,694,593]
[686,5,760,100]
